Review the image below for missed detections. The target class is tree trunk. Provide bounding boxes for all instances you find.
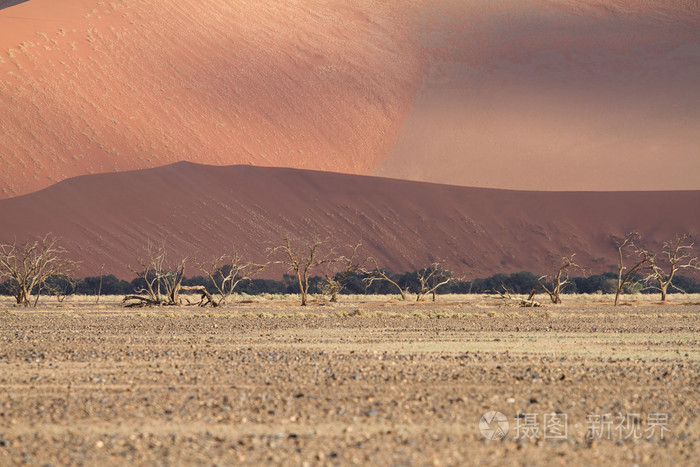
[298,273,307,306]
[659,270,675,303]
[96,272,103,304]
[16,287,29,307]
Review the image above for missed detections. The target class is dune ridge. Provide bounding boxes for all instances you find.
[0,162,697,278]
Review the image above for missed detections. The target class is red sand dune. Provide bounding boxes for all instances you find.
[0,162,697,279]
[374,0,700,191]
[0,0,425,198]
[1,0,698,199]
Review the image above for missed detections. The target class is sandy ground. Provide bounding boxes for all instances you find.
[0,295,698,465]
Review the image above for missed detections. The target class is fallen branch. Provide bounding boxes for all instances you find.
[180,285,218,307]
[122,294,169,308]
[495,285,541,307]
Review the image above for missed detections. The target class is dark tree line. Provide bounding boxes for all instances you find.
[4,269,698,298]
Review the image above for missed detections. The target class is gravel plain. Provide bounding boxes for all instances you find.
[0,297,698,465]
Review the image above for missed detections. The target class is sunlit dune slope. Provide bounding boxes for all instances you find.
[1,0,699,199]
[0,162,697,278]
[0,0,425,198]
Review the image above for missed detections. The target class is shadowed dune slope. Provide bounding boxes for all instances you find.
[1,0,698,198]
[0,0,29,10]
[0,162,697,278]
[374,0,700,191]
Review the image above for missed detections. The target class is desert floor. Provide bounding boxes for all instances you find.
[0,295,698,465]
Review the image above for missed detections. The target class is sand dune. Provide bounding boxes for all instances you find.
[0,162,697,278]
[0,0,425,197]
[1,0,698,198]
[375,0,700,191]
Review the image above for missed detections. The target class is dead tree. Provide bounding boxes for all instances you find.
[268,237,337,306]
[415,262,456,302]
[95,264,104,305]
[0,235,74,307]
[528,255,583,304]
[645,234,699,302]
[362,259,407,300]
[323,242,369,303]
[614,232,652,306]
[123,243,187,307]
[48,275,78,303]
[179,285,217,307]
[197,252,267,306]
[496,285,541,307]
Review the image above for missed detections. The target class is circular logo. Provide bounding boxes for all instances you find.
[479,411,509,440]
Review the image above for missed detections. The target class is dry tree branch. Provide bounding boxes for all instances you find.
[415,261,457,302]
[323,242,370,303]
[644,233,698,302]
[0,234,75,307]
[614,232,652,306]
[123,242,187,307]
[528,254,584,305]
[495,284,541,307]
[267,237,338,306]
[361,258,407,300]
[197,251,267,306]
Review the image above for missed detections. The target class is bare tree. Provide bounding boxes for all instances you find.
[323,242,369,303]
[48,275,78,304]
[95,264,104,304]
[528,255,583,304]
[614,232,652,306]
[123,242,188,307]
[645,234,699,302]
[0,235,74,307]
[197,251,266,306]
[415,262,456,302]
[362,259,407,300]
[268,237,337,306]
